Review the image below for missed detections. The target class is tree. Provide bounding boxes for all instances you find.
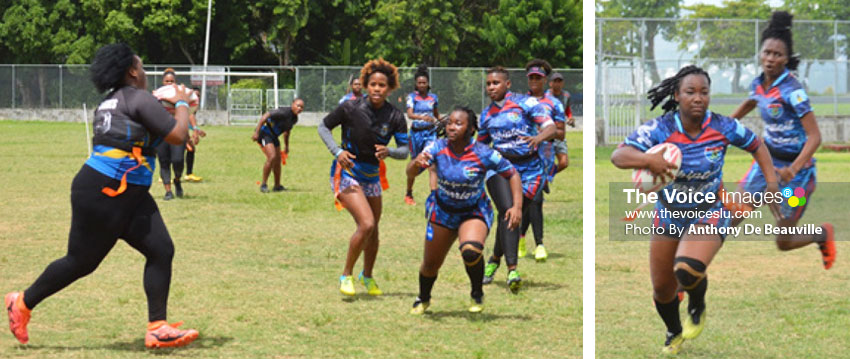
[785,0,850,92]
[125,0,209,64]
[478,0,581,68]
[676,0,772,93]
[250,0,309,66]
[597,0,680,84]
[363,0,460,67]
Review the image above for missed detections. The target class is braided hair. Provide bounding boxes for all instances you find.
[435,106,478,139]
[762,11,799,71]
[646,65,711,114]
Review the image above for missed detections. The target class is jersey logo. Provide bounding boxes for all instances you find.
[766,103,783,119]
[463,166,481,179]
[704,145,723,163]
[379,123,389,137]
[789,88,808,107]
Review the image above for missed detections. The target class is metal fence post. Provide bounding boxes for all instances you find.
[11,65,15,109]
[322,67,327,112]
[59,64,63,109]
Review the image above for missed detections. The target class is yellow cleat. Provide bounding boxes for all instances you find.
[358,271,383,296]
[534,245,548,262]
[468,297,484,313]
[188,174,203,182]
[662,332,684,355]
[682,309,705,339]
[339,275,355,296]
[518,236,527,258]
[410,298,430,315]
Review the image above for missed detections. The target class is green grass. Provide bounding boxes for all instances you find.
[596,145,850,358]
[0,121,581,358]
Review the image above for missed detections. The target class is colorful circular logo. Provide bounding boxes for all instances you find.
[784,186,807,208]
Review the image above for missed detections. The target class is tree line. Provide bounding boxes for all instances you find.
[0,0,582,68]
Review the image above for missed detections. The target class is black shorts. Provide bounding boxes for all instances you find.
[260,132,280,148]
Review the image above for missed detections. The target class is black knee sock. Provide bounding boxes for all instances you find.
[686,277,707,316]
[530,199,544,246]
[654,297,682,335]
[465,260,484,299]
[186,149,195,175]
[418,273,437,302]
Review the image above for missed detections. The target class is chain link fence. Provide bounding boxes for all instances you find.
[597,17,850,145]
[0,64,581,117]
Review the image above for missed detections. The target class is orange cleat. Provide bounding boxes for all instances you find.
[5,292,31,344]
[819,223,836,270]
[145,320,199,348]
[404,195,416,206]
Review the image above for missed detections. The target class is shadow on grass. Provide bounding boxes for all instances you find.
[23,335,233,353]
[490,280,566,291]
[424,310,532,322]
[341,292,417,302]
[520,252,567,260]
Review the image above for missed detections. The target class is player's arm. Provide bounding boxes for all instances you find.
[750,139,783,220]
[782,111,820,182]
[611,145,676,182]
[432,104,439,123]
[406,106,421,121]
[505,171,523,230]
[283,130,291,154]
[729,99,757,120]
[253,112,271,142]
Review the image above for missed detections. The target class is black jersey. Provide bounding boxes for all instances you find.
[86,86,176,186]
[262,107,298,137]
[322,98,409,167]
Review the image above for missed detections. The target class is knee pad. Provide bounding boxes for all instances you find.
[459,241,484,267]
[673,257,706,290]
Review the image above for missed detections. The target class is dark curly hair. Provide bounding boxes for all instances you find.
[762,11,800,71]
[90,43,136,93]
[436,105,478,139]
[647,65,711,114]
[525,58,552,76]
[360,58,399,91]
[163,67,177,77]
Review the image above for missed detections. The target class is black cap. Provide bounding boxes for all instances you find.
[550,72,564,81]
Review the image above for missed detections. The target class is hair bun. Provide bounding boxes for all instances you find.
[769,11,793,30]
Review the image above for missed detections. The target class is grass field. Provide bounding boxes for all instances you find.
[596,145,850,358]
[0,121,581,358]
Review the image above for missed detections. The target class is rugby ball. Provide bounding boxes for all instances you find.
[153,85,199,114]
[631,143,682,193]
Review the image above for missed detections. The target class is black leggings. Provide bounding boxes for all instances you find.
[185,145,195,175]
[23,165,175,322]
[521,190,544,246]
[157,142,185,184]
[486,175,535,267]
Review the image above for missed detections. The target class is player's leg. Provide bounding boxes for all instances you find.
[404,131,420,205]
[260,138,277,192]
[483,175,515,283]
[649,235,684,354]
[168,142,185,198]
[271,145,283,191]
[336,185,375,296]
[529,187,547,261]
[359,191,383,295]
[7,167,127,344]
[458,218,488,312]
[157,142,174,200]
[121,193,198,348]
[411,222,456,314]
[675,229,724,340]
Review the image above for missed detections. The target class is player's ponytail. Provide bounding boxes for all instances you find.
[647,65,711,114]
[762,11,800,71]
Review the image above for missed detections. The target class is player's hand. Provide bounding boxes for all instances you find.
[194,128,206,138]
[777,166,796,184]
[415,152,432,168]
[251,132,259,142]
[374,144,389,160]
[520,135,544,150]
[505,205,522,230]
[191,131,200,146]
[765,182,785,221]
[337,150,356,170]
[647,148,677,183]
[567,117,576,127]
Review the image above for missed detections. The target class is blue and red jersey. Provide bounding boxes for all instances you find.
[477,92,554,158]
[748,69,812,159]
[545,89,572,119]
[532,91,566,125]
[422,138,516,210]
[338,92,364,105]
[406,92,438,130]
[622,110,760,210]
